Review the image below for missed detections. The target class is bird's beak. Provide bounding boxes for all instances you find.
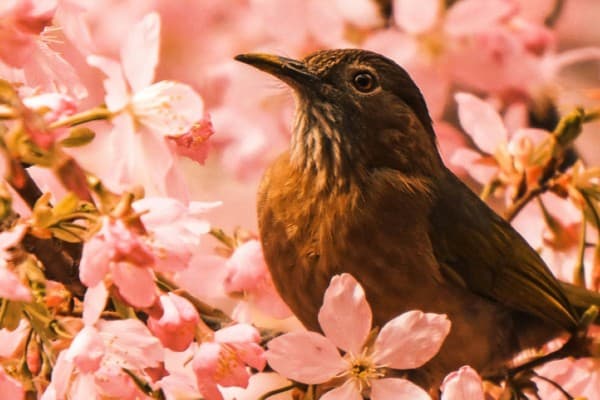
[234,53,320,89]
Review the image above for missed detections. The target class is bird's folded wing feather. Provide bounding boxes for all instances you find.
[428,173,578,331]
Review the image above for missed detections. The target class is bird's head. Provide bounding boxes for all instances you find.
[235,49,444,186]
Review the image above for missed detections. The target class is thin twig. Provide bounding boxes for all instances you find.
[544,0,565,28]
[505,185,548,222]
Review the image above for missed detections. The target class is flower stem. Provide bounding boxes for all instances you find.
[49,106,111,129]
[257,384,297,400]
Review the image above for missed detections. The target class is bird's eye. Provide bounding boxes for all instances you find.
[352,71,377,92]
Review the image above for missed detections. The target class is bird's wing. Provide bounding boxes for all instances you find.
[428,172,578,331]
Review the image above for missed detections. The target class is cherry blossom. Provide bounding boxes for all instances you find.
[266,273,451,399]
[42,319,164,400]
[86,12,208,200]
[224,240,292,320]
[535,357,600,400]
[192,323,267,400]
[79,216,157,308]
[0,367,25,400]
[147,292,200,351]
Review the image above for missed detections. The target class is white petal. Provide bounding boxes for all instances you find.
[321,380,362,400]
[371,378,431,400]
[455,92,507,154]
[444,0,516,36]
[82,283,108,326]
[122,12,161,92]
[266,331,346,384]
[318,273,372,354]
[372,311,451,370]
[87,54,129,112]
[132,81,204,136]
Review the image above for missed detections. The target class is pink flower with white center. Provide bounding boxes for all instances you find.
[224,240,292,320]
[132,197,219,273]
[148,292,200,352]
[451,92,549,195]
[267,273,451,400]
[192,324,267,400]
[0,367,24,400]
[87,12,207,200]
[42,319,164,400]
[0,224,31,302]
[440,366,485,400]
[80,216,157,308]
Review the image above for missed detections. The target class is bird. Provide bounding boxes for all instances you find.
[234,49,598,395]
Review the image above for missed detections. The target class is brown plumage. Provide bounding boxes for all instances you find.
[235,49,585,394]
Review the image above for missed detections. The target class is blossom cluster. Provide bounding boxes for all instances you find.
[0,0,598,399]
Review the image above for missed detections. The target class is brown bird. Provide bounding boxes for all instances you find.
[235,49,596,394]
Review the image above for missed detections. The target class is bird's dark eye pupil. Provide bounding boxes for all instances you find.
[353,72,376,92]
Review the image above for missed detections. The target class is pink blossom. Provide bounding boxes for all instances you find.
[192,324,266,400]
[132,197,218,273]
[87,12,206,200]
[42,319,163,400]
[535,358,600,400]
[79,217,157,308]
[224,240,292,320]
[267,273,450,399]
[148,293,200,351]
[440,366,485,400]
[0,367,24,400]
[451,92,549,194]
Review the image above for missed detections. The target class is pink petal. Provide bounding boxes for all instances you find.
[111,262,156,308]
[192,343,225,400]
[82,283,108,326]
[455,92,507,154]
[441,366,484,400]
[393,0,439,34]
[266,331,346,384]
[450,148,499,184]
[47,352,74,400]
[334,0,382,29]
[79,235,110,287]
[121,12,160,93]
[66,326,104,373]
[0,367,24,400]
[444,0,517,36]
[318,273,372,354]
[372,311,451,369]
[320,380,362,400]
[371,378,431,400]
[215,323,261,344]
[87,54,129,112]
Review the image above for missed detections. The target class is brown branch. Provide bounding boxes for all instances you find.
[7,160,43,209]
[504,185,548,222]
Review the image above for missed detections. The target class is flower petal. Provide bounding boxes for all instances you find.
[444,0,516,36]
[86,54,128,112]
[372,311,450,369]
[320,380,362,400]
[82,283,108,326]
[393,0,439,34]
[450,148,498,184]
[371,378,431,400]
[318,273,372,354]
[132,81,204,137]
[266,331,346,384]
[121,12,160,93]
[111,262,156,308]
[455,92,507,154]
[441,366,484,400]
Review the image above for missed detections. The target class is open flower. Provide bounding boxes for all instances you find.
[192,324,266,400]
[87,12,210,200]
[266,273,451,399]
